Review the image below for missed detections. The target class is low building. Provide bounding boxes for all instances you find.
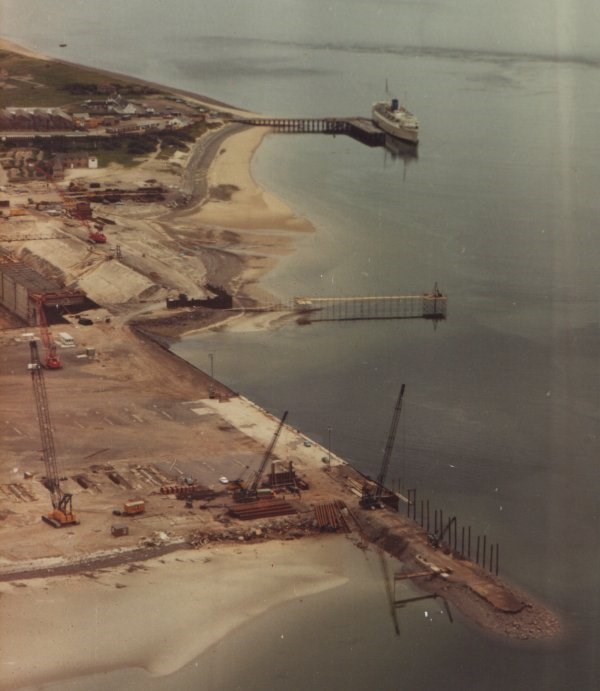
[166,117,190,129]
[0,257,86,324]
[81,95,141,117]
[53,153,96,170]
[0,108,75,131]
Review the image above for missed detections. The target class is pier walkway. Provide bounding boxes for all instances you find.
[233,116,386,146]
[292,291,447,322]
[231,289,447,322]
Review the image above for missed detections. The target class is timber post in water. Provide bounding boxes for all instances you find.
[402,487,501,576]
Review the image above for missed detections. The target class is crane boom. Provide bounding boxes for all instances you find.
[250,410,289,493]
[360,384,406,509]
[376,384,406,499]
[29,340,78,527]
[34,296,61,369]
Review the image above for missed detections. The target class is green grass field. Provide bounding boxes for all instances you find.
[0,50,162,108]
[1,49,210,167]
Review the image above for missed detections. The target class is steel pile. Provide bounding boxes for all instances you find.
[228,499,296,520]
[313,500,350,532]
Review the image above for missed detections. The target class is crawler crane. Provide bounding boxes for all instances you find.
[28,339,78,527]
[234,410,289,502]
[360,384,406,509]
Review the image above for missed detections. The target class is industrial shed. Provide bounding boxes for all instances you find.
[0,257,86,325]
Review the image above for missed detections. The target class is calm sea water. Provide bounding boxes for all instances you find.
[3,2,600,689]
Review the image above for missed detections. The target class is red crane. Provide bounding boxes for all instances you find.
[33,295,61,369]
[28,339,78,527]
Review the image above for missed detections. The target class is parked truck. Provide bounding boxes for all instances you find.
[113,499,145,516]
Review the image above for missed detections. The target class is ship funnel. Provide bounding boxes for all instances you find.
[391,98,399,111]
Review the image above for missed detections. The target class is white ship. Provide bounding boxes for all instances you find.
[372,97,419,144]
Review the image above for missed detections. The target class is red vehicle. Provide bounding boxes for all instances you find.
[34,297,61,369]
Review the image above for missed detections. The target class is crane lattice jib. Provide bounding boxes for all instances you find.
[29,341,61,508]
[34,297,60,369]
[250,410,289,493]
[376,384,406,498]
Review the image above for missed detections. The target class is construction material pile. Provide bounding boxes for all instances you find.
[229,498,296,520]
[188,514,319,547]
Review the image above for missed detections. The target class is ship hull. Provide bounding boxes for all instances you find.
[372,107,419,144]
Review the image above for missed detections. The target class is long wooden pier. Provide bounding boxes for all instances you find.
[234,116,386,146]
[293,290,447,322]
[168,288,447,321]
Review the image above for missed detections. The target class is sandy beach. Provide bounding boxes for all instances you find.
[175,123,314,305]
[0,537,352,690]
[0,37,48,59]
[0,38,351,690]
[196,125,313,234]
[0,37,563,691]
[0,35,312,311]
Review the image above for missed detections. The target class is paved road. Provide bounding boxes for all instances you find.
[178,121,250,210]
[2,121,251,218]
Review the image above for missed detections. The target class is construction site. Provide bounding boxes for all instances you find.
[1,312,347,546]
[0,310,561,644]
[0,196,559,643]
[0,47,562,662]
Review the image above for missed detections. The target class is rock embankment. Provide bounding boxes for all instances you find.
[188,514,321,547]
[356,511,562,641]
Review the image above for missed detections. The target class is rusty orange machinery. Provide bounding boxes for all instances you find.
[113,499,145,516]
[124,499,145,514]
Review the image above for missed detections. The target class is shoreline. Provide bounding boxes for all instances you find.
[0,36,47,59]
[0,37,564,689]
[0,36,248,113]
[0,537,352,690]
[0,34,312,310]
[195,124,313,234]
[0,318,566,691]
